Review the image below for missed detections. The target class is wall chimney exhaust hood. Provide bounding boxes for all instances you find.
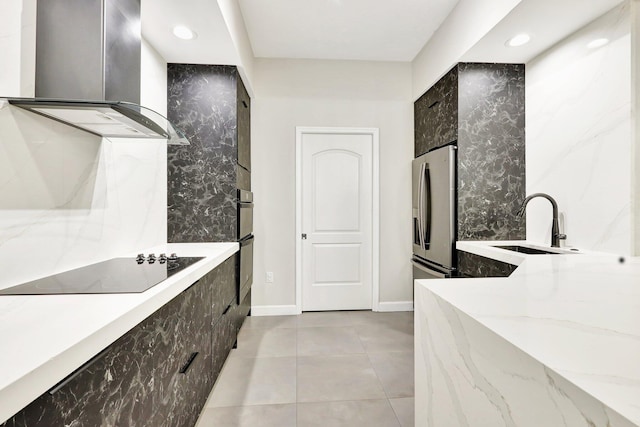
[17,0,191,144]
[3,98,190,145]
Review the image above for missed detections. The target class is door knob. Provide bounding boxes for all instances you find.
[301,233,307,240]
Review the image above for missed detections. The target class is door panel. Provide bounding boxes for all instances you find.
[301,132,372,311]
[313,244,361,283]
[313,152,361,231]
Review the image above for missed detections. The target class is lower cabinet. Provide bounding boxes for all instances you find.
[457,250,518,278]
[2,254,249,427]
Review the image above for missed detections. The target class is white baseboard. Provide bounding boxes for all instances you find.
[377,301,414,312]
[251,305,300,316]
[251,302,413,315]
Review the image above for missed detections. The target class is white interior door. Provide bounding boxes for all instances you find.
[300,131,373,311]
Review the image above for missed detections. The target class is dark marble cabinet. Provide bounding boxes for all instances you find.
[414,67,458,156]
[167,65,251,243]
[2,255,247,427]
[457,250,518,278]
[414,63,526,241]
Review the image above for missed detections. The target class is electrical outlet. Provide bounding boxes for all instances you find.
[266,272,274,283]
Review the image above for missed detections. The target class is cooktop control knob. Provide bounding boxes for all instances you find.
[136,254,146,264]
[159,253,167,263]
[168,253,178,261]
[147,253,157,264]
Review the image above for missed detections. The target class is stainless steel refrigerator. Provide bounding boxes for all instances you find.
[412,145,456,279]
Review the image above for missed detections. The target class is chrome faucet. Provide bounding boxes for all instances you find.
[517,193,567,247]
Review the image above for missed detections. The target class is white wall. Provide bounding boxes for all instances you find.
[411,0,522,100]
[141,37,168,116]
[217,0,256,95]
[252,59,413,309]
[0,0,35,97]
[526,3,632,254]
[0,4,169,289]
[632,0,640,256]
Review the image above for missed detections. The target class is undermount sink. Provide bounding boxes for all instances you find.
[495,245,575,255]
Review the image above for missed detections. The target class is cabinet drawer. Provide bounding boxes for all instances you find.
[237,77,251,172]
[414,66,459,157]
[204,254,237,321]
[211,303,237,384]
[151,280,214,427]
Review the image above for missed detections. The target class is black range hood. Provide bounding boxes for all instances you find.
[3,98,190,145]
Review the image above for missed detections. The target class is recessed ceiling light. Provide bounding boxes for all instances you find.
[505,34,531,47]
[173,25,196,40]
[587,38,609,49]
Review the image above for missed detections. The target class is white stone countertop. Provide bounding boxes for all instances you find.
[417,240,640,425]
[0,242,238,424]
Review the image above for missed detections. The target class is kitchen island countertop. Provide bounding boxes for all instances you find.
[0,242,238,424]
[416,240,640,426]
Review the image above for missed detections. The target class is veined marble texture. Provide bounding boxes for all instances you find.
[167,64,239,243]
[415,245,640,427]
[2,262,214,427]
[0,243,238,425]
[525,3,631,254]
[457,63,526,241]
[413,62,526,241]
[0,104,168,289]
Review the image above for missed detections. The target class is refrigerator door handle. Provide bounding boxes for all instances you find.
[411,260,447,278]
[424,165,432,249]
[417,163,425,248]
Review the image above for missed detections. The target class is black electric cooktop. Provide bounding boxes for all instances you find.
[0,256,204,295]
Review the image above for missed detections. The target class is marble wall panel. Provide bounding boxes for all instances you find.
[457,63,526,241]
[415,285,636,427]
[167,64,239,242]
[526,4,631,254]
[0,105,167,290]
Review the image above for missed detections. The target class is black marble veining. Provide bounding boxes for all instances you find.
[2,277,214,427]
[414,62,526,242]
[457,250,517,278]
[236,78,251,173]
[457,63,526,241]
[1,256,247,427]
[207,254,237,320]
[414,67,458,157]
[167,64,239,242]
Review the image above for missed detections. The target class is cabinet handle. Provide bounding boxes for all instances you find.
[179,352,199,374]
[242,100,248,108]
[428,100,440,109]
[48,347,112,395]
[223,304,232,315]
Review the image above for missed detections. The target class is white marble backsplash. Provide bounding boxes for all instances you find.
[526,3,632,255]
[0,104,167,289]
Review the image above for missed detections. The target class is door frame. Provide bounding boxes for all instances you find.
[295,126,380,314]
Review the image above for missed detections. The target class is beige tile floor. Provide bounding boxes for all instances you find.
[196,310,414,427]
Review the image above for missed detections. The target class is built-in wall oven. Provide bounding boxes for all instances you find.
[237,189,253,304]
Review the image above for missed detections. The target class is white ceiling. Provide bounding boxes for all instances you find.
[142,0,626,68]
[141,0,239,65]
[238,0,460,62]
[462,0,625,63]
